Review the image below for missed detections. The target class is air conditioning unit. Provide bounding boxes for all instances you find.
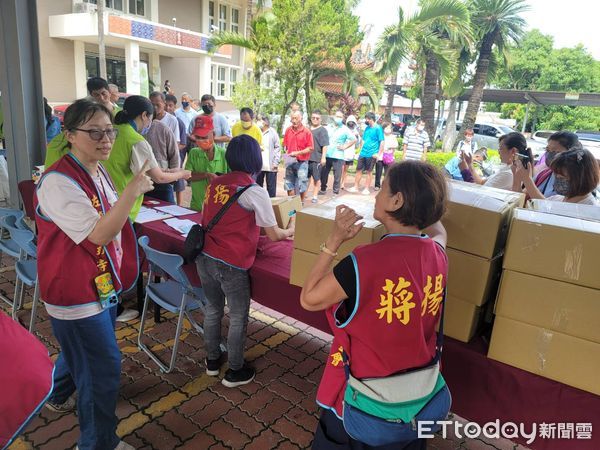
[73,2,97,14]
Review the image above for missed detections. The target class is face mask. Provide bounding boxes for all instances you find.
[202,104,213,114]
[384,128,392,135]
[334,117,343,126]
[141,124,151,135]
[241,120,253,129]
[181,101,190,109]
[545,151,558,165]
[417,125,424,132]
[198,140,213,151]
[465,135,473,141]
[553,177,570,196]
[256,120,265,129]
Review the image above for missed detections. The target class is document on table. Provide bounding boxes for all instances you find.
[163,218,198,236]
[154,205,196,216]
[135,207,173,224]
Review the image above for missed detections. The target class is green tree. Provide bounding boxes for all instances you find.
[459,0,528,134]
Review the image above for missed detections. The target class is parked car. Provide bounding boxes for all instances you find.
[53,92,131,124]
[530,130,556,143]
[576,131,600,160]
[452,121,546,158]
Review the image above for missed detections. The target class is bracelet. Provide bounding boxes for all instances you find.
[320,242,338,257]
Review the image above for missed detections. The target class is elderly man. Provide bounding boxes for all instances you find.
[175,92,199,132]
[86,77,117,115]
[232,107,262,146]
[150,91,180,145]
[283,110,313,202]
[108,83,120,105]
[321,111,356,197]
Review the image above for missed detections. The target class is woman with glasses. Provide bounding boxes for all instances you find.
[107,95,191,221]
[35,99,154,450]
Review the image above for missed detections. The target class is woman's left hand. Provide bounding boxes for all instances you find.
[511,159,527,181]
[327,204,364,249]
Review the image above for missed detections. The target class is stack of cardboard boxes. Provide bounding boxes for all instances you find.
[441,182,524,342]
[489,207,600,395]
[289,195,384,287]
[270,196,303,229]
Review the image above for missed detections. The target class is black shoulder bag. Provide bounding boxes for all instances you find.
[183,185,251,263]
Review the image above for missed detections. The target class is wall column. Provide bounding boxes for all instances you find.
[149,51,161,92]
[74,40,87,98]
[199,54,211,97]
[125,41,140,95]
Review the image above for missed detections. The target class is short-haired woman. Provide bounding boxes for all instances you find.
[35,98,153,450]
[109,95,191,220]
[197,135,295,387]
[301,160,450,449]
[513,148,599,205]
[533,131,581,196]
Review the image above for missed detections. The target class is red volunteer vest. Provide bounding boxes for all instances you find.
[34,153,139,307]
[201,172,260,269]
[316,235,448,418]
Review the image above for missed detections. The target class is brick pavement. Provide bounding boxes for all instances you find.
[3,181,528,449]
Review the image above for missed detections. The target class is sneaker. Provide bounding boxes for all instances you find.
[340,186,345,190]
[374,186,380,191]
[116,308,139,323]
[205,353,225,376]
[222,366,255,388]
[347,186,358,193]
[318,190,327,196]
[45,395,76,414]
[311,197,318,203]
[362,188,370,195]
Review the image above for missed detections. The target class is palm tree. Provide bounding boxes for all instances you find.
[459,0,528,134]
[374,7,412,121]
[208,11,275,86]
[414,0,472,141]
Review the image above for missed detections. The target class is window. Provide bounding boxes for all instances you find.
[217,67,226,97]
[209,1,215,31]
[84,0,125,12]
[219,4,227,32]
[231,8,240,33]
[128,0,145,16]
[229,68,238,95]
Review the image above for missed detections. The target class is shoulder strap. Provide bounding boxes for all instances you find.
[205,184,252,232]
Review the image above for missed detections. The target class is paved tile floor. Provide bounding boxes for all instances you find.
[3,181,528,449]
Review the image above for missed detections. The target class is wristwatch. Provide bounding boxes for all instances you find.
[320,242,338,257]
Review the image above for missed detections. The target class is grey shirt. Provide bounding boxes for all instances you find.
[187,112,232,138]
[145,120,180,170]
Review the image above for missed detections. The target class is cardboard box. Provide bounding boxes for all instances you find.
[271,196,302,229]
[495,270,600,344]
[443,181,524,258]
[294,195,385,258]
[503,209,600,290]
[290,248,341,287]
[529,199,600,222]
[447,248,502,306]
[488,316,600,396]
[442,295,482,342]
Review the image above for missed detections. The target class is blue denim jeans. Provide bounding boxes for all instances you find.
[284,160,309,194]
[49,306,121,450]
[196,254,251,370]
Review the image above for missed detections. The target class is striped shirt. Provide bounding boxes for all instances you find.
[403,129,431,160]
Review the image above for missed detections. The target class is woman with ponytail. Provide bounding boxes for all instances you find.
[107,95,191,220]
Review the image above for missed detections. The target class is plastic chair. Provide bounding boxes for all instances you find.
[137,235,212,373]
[0,209,28,311]
[1,216,38,332]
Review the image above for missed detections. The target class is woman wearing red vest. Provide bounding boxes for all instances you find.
[301,161,450,449]
[35,99,153,450]
[197,135,295,388]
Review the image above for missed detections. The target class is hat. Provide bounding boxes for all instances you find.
[192,114,214,137]
[346,115,357,124]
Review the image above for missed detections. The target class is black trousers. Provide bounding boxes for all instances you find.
[320,158,344,194]
[256,171,277,197]
[312,409,427,450]
[375,161,391,188]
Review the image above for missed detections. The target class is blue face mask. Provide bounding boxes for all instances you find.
[334,117,343,126]
[181,101,190,109]
[141,124,151,135]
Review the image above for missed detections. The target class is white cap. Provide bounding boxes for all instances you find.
[346,115,357,124]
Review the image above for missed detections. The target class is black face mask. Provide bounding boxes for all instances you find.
[202,104,214,114]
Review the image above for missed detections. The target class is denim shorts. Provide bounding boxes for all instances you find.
[284,160,309,193]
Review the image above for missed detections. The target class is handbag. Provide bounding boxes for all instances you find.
[183,185,251,263]
[382,151,395,165]
[341,290,451,446]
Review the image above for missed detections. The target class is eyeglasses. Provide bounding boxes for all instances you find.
[71,128,119,141]
[311,116,321,120]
